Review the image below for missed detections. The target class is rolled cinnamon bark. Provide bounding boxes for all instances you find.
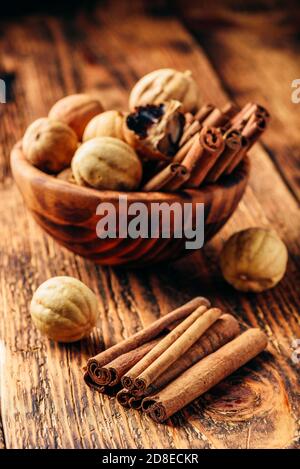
[142,162,185,192]
[116,389,132,408]
[194,103,215,122]
[84,371,106,393]
[202,107,230,128]
[146,328,268,422]
[174,132,199,163]
[121,303,209,390]
[129,395,144,410]
[221,102,240,119]
[223,136,249,175]
[205,129,243,183]
[176,101,266,170]
[86,296,210,384]
[162,165,190,191]
[134,308,222,392]
[83,372,121,396]
[138,314,239,404]
[231,102,269,129]
[183,126,225,188]
[230,102,253,127]
[179,120,201,147]
[225,115,267,175]
[179,104,215,147]
[242,112,267,145]
[89,337,162,387]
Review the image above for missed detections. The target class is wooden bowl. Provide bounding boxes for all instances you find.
[11,143,249,266]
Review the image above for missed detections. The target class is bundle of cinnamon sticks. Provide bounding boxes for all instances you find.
[84,297,268,422]
[142,102,270,192]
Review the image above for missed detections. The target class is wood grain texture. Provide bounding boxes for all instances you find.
[179,0,300,200]
[0,1,299,448]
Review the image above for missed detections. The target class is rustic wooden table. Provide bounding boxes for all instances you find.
[0,1,299,449]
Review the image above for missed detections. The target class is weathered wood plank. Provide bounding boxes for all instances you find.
[179,1,300,200]
[0,4,299,448]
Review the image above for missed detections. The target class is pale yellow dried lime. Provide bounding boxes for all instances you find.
[83,110,125,142]
[23,118,78,174]
[30,276,98,342]
[220,228,288,292]
[49,93,104,140]
[72,136,142,191]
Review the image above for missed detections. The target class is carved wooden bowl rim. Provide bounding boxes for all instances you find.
[11,141,250,210]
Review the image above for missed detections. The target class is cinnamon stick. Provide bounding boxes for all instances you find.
[205,129,243,183]
[88,337,162,387]
[179,120,201,147]
[202,107,230,128]
[225,115,267,175]
[83,372,121,396]
[84,371,106,393]
[194,103,215,122]
[133,307,222,392]
[86,297,210,384]
[179,104,215,147]
[223,136,248,175]
[129,395,143,410]
[138,313,240,402]
[231,102,269,129]
[142,162,184,192]
[230,102,253,127]
[145,328,268,422]
[116,389,132,408]
[242,112,267,145]
[162,165,190,191]
[121,303,209,390]
[183,126,225,188]
[174,132,199,163]
[221,102,240,119]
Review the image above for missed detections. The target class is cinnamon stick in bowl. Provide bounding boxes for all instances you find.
[231,102,270,129]
[194,103,216,123]
[225,114,267,175]
[142,162,189,192]
[145,328,268,422]
[162,165,190,191]
[142,162,181,192]
[202,107,229,128]
[183,126,225,188]
[179,103,215,147]
[201,102,238,129]
[205,129,243,183]
[174,132,199,164]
